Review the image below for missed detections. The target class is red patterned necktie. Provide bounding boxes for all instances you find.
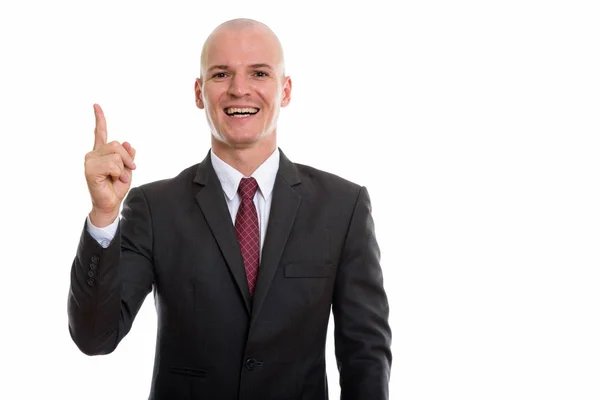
[235,177,260,295]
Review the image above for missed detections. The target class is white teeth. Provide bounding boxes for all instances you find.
[225,107,259,115]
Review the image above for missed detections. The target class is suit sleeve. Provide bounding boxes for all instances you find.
[333,186,392,399]
[68,186,155,355]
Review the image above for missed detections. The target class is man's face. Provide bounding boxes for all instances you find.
[195,26,292,148]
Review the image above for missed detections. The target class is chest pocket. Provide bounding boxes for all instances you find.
[284,262,335,278]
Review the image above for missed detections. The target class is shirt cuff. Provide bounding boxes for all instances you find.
[86,215,119,248]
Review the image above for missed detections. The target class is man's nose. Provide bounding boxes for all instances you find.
[227,74,251,97]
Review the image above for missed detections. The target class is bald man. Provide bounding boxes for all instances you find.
[68,18,391,400]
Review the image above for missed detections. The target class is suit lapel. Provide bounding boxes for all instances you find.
[193,152,252,314]
[191,149,302,321]
[250,150,301,327]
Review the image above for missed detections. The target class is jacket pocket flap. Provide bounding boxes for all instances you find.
[285,263,334,278]
[169,366,208,378]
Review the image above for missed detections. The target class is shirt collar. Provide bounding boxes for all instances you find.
[210,148,280,200]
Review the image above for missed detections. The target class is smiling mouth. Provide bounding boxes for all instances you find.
[224,107,260,118]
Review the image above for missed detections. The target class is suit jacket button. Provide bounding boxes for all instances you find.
[89,263,98,271]
[91,255,100,263]
[245,358,256,370]
[88,270,96,278]
[87,278,95,287]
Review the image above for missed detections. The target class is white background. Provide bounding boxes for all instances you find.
[0,0,599,399]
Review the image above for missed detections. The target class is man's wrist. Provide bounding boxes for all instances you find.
[89,208,119,228]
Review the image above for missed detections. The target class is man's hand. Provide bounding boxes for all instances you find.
[85,104,137,227]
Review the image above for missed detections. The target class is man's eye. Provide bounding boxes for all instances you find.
[213,72,227,78]
[254,71,268,77]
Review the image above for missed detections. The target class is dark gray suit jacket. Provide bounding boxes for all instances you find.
[68,149,391,400]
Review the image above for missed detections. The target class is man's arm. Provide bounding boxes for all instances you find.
[333,186,392,399]
[68,186,154,355]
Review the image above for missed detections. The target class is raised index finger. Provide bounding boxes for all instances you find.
[93,103,108,150]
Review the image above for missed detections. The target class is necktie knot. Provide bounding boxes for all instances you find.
[238,177,258,200]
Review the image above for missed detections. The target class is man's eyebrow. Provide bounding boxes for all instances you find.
[206,63,274,73]
[249,63,274,70]
[207,65,229,73]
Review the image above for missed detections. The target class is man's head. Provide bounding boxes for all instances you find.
[195,19,292,150]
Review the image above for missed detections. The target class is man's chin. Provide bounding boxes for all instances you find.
[212,131,265,148]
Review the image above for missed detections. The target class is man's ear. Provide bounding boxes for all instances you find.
[280,76,292,107]
[195,78,205,109]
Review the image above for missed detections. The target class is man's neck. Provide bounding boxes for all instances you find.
[211,138,277,177]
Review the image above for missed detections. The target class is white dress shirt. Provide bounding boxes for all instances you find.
[87,149,280,260]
